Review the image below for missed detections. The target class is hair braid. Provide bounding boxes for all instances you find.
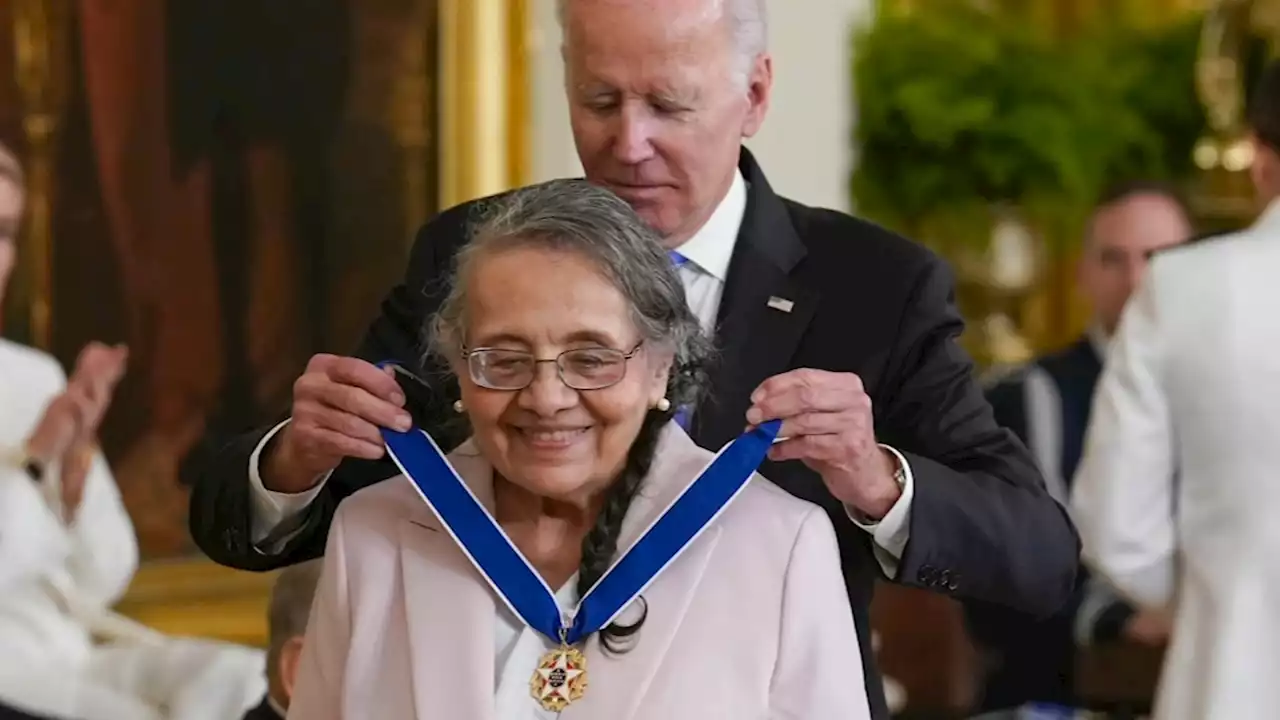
[574,411,666,653]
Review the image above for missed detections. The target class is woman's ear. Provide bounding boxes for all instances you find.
[648,350,676,406]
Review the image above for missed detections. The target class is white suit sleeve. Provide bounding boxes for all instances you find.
[63,451,139,607]
[769,507,872,719]
[287,503,352,720]
[0,465,71,593]
[1071,270,1177,609]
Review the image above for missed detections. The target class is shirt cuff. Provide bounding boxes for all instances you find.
[844,444,914,579]
[248,419,331,550]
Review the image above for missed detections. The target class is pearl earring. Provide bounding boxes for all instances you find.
[453,399,465,413]
[655,397,671,412]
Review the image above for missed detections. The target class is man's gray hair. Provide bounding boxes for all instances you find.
[557,0,767,82]
[429,179,713,409]
[267,560,323,651]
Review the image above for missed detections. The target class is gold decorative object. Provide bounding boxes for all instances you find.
[10,0,71,350]
[438,0,531,208]
[950,207,1044,371]
[530,642,588,711]
[1193,0,1270,227]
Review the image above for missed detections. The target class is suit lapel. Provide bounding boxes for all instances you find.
[695,150,816,450]
[399,446,496,720]
[568,527,721,720]
[566,427,724,720]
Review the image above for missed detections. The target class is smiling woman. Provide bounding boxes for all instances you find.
[286,178,873,719]
[429,179,711,621]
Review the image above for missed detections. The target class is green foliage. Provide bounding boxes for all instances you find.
[1082,16,1207,187]
[851,6,1210,251]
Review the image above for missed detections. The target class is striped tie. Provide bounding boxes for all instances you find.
[667,249,692,431]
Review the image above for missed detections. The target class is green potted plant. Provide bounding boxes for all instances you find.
[849,4,1175,254]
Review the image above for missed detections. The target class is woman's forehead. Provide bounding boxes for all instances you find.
[464,246,637,345]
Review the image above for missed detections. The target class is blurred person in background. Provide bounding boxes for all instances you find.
[968,182,1192,716]
[0,141,265,720]
[190,1,1079,716]
[240,561,322,720]
[1072,59,1280,720]
[0,141,68,720]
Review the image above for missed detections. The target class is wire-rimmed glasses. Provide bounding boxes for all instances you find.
[461,343,644,391]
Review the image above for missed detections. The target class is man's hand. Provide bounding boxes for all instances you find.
[1123,608,1173,647]
[747,369,901,520]
[264,354,412,494]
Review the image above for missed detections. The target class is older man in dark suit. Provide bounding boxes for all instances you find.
[190,1,1079,716]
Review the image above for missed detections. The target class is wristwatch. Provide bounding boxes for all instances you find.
[891,456,907,489]
[879,443,909,490]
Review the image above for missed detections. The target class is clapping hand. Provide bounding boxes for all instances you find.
[24,342,128,519]
[746,369,902,520]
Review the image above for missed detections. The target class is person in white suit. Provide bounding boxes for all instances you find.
[0,142,266,720]
[1071,60,1280,720]
[288,179,871,719]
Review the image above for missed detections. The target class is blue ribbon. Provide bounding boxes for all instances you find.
[378,363,779,645]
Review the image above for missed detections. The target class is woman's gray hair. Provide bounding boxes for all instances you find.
[428,178,713,408]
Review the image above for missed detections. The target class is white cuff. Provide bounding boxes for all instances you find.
[248,419,332,548]
[844,444,914,579]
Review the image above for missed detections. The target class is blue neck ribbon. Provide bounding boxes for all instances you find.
[379,370,779,646]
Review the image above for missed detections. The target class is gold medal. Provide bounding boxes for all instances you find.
[530,632,588,711]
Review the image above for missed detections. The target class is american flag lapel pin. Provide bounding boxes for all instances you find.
[767,296,794,313]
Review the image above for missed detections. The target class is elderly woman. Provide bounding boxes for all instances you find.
[288,179,870,719]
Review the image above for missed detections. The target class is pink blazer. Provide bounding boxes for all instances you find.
[289,424,871,720]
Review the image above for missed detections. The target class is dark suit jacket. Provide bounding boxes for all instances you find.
[966,338,1135,711]
[0,703,55,720]
[191,149,1080,719]
[241,697,284,720]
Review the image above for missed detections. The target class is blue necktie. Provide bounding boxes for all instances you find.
[667,249,693,431]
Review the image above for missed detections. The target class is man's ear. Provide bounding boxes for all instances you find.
[279,636,306,703]
[741,53,773,139]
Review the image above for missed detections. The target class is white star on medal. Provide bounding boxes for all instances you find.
[531,645,588,711]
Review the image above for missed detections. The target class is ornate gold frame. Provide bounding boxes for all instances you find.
[438,0,531,208]
[10,0,70,350]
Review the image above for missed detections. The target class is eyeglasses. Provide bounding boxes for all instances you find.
[461,343,644,391]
